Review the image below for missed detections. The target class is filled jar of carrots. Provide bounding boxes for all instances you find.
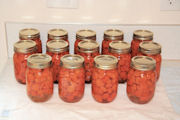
[19,28,42,53]
[127,56,156,104]
[46,40,69,83]
[77,40,99,83]
[109,41,131,83]
[59,54,85,103]
[139,41,162,80]
[92,55,118,103]
[47,29,68,43]
[102,29,124,54]
[74,29,96,54]
[27,54,53,102]
[13,40,37,84]
[131,30,153,57]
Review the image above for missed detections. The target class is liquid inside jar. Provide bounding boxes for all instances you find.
[110,53,131,83]
[59,67,85,103]
[47,51,69,82]
[92,67,118,103]
[127,68,156,104]
[27,67,53,102]
[14,52,34,84]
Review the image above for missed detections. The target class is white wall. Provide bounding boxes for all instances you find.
[1,0,180,71]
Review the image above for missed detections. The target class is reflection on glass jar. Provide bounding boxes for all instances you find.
[138,41,162,80]
[92,55,118,103]
[27,54,53,102]
[131,30,153,57]
[77,40,99,83]
[74,29,96,54]
[102,29,123,54]
[108,41,131,83]
[59,54,85,103]
[47,28,68,43]
[19,28,42,53]
[46,40,69,83]
[127,56,156,104]
[13,40,37,84]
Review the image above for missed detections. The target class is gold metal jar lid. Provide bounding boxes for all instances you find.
[139,41,162,55]
[94,55,118,70]
[78,40,99,53]
[109,41,131,54]
[104,29,124,40]
[47,40,69,53]
[133,30,153,40]
[60,54,84,69]
[76,29,96,40]
[48,29,68,40]
[131,56,156,71]
[14,40,37,53]
[139,41,161,55]
[27,53,52,69]
[19,28,40,39]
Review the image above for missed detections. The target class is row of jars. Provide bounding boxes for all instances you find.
[18,28,162,81]
[13,28,162,104]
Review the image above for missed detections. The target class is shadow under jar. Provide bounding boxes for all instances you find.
[27,54,53,102]
[108,41,131,83]
[139,41,162,81]
[13,40,37,84]
[59,54,85,103]
[131,30,153,57]
[127,56,156,104]
[92,55,118,103]
[46,40,69,83]
[47,28,68,43]
[102,29,124,55]
[77,40,100,83]
[19,28,42,53]
[74,29,96,54]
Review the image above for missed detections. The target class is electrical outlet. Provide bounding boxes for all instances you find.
[160,0,180,11]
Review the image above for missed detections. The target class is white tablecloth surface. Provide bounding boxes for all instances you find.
[0,59,180,120]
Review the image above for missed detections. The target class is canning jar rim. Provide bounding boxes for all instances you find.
[14,40,37,53]
[19,28,40,39]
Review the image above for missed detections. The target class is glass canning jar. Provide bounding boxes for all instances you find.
[131,30,153,57]
[59,54,85,103]
[19,28,42,53]
[46,40,69,83]
[139,41,162,80]
[109,41,131,83]
[92,55,118,103]
[27,54,53,102]
[127,56,156,104]
[13,40,37,84]
[47,29,68,43]
[74,29,96,54]
[102,29,124,54]
[77,40,100,83]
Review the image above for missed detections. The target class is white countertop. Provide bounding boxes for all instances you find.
[0,59,180,120]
